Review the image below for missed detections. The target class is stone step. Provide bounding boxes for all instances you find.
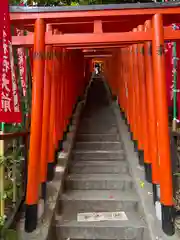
[69,161,129,174]
[82,108,114,114]
[53,102,151,240]
[78,127,118,134]
[80,115,116,121]
[81,115,116,120]
[79,123,117,129]
[82,108,114,113]
[65,173,133,191]
[76,134,120,142]
[72,150,125,161]
[80,119,117,126]
[82,110,115,117]
[55,211,149,240]
[59,190,139,214]
[80,120,117,126]
[75,142,123,151]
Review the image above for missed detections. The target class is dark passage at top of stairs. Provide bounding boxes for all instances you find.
[53,77,150,240]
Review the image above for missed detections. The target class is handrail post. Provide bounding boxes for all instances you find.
[152,13,174,236]
[25,18,45,232]
[131,38,138,151]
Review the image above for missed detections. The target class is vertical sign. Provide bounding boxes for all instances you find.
[165,41,173,108]
[0,1,21,123]
[16,29,27,97]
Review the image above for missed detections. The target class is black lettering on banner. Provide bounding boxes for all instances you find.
[156,45,164,56]
[33,52,38,58]
[140,47,144,55]
[33,52,45,60]
[33,51,63,60]
[46,51,53,60]
[136,48,138,55]
[148,44,152,56]
[54,50,61,59]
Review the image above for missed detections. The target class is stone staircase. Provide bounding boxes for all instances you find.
[53,78,150,240]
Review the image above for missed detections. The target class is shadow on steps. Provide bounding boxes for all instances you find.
[85,77,112,109]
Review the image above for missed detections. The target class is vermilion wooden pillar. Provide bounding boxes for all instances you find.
[152,13,174,236]
[40,24,52,203]
[67,50,73,125]
[114,51,119,100]
[122,50,126,115]
[108,55,113,97]
[28,46,33,76]
[66,51,71,131]
[128,46,133,135]
[71,51,76,110]
[65,50,71,131]
[137,25,152,183]
[144,20,159,205]
[54,44,61,150]
[127,46,134,137]
[25,18,45,232]
[133,28,144,164]
[137,27,145,165]
[111,52,119,100]
[124,48,129,123]
[63,50,69,135]
[131,43,138,147]
[57,48,63,149]
[121,49,127,117]
[73,51,78,108]
[79,51,84,97]
[116,53,120,106]
[58,49,66,148]
[77,50,85,100]
[61,50,66,140]
[119,50,124,113]
[117,50,121,107]
[74,50,79,107]
[47,33,58,181]
[129,45,137,145]
[84,58,92,96]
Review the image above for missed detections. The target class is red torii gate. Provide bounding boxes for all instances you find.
[10,3,180,236]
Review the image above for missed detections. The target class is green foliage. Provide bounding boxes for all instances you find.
[0,215,6,227]
[9,0,78,6]
[1,229,19,240]
[9,0,113,6]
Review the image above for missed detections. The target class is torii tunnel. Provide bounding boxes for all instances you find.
[10,3,180,237]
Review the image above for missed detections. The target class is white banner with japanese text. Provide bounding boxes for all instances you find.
[16,29,27,97]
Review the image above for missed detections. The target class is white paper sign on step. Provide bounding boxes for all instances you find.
[77,211,128,222]
[58,152,68,158]
[55,166,65,173]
